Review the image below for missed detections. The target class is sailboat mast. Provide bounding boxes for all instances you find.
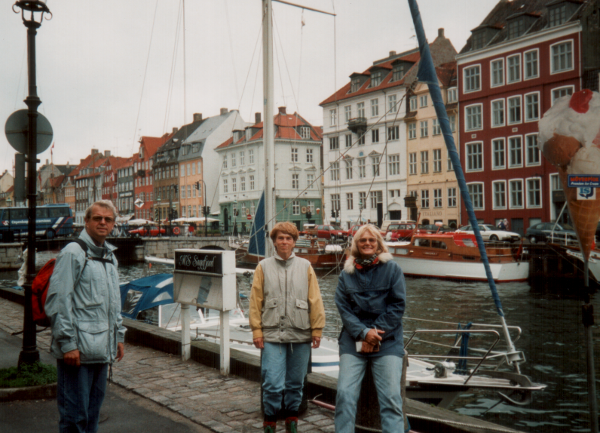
[262,0,275,256]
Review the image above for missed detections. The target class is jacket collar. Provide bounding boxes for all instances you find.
[274,251,296,263]
[80,229,117,258]
[344,252,393,274]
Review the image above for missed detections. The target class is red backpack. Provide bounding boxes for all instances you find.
[32,239,89,327]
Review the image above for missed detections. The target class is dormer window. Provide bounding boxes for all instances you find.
[300,126,310,139]
[370,71,382,87]
[351,77,361,92]
[350,73,368,93]
[472,31,485,50]
[549,4,567,26]
[470,26,501,51]
[507,13,537,40]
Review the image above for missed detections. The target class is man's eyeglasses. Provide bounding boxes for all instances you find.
[358,238,377,244]
[91,216,115,223]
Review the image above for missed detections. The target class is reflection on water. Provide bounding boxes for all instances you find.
[1,250,598,433]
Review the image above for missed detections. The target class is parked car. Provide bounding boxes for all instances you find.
[307,224,348,240]
[387,222,418,241]
[526,222,577,244]
[348,224,365,237]
[418,224,455,234]
[129,226,167,237]
[456,224,521,242]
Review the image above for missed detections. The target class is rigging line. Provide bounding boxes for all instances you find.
[297,9,304,110]
[183,0,187,124]
[272,18,287,109]
[162,0,184,134]
[223,0,241,103]
[236,15,263,113]
[273,11,300,118]
[131,0,160,155]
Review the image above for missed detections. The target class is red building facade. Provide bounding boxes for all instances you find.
[456,0,595,235]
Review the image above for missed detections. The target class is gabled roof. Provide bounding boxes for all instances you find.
[139,133,172,159]
[49,175,65,188]
[183,111,238,144]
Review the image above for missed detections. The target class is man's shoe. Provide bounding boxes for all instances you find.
[285,417,298,433]
[263,421,277,433]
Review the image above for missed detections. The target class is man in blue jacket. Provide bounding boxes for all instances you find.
[46,200,126,433]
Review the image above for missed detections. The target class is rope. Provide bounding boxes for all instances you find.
[162,0,184,134]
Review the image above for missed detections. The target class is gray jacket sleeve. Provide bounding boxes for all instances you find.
[45,248,85,355]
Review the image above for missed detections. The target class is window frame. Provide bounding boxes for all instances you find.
[467,183,484,210]
[551,85,575,105]
[524,92,540,122]
[524,49,539,80]
[509,179,524,209]
[508,136,523,168]
[550,40,574,74]
[490,58,505,87]
[525,133,541,167]
[492,180,507,210]
[465,104,483,131]
[463,65,481,93]
[526,177,542,208]
[408,123,417,140]
[371,99,379,117]
[409,153,417,175]
[507,54,522,84]
[507,95,522,125]
[465,141,484,172]
[492,138,506,170]
[491,98,505,128]
[433,149,442,173]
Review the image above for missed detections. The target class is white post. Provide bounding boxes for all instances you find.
[220,310,230,376]
[181,304,191,361]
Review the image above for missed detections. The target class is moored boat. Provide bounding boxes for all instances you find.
[387,232,529,282]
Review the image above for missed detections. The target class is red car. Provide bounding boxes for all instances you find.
[307,224,348,240]
[387,222,418,241]
[129,226,167,237]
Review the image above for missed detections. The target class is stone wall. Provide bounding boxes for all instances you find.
[0,243,23,270]
[139,236,232,261]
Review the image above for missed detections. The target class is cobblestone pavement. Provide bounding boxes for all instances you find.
[0,297,336,433]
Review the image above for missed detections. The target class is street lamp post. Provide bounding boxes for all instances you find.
[198,180,208,237]
[13,0,51,366]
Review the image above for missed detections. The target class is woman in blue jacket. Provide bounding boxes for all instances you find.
[334,224,406,432]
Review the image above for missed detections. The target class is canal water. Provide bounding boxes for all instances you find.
[1,250,599,433]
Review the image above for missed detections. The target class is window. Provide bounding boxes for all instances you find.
[240,151,245,165]
[388,125,399,140]
[393,64,405,81]
[509,180,523,208]
[345,159,353,179]
[492,99,505,127]
[465,105,482,131]
[408,123,416,139]
[292,174,299,189]
[508,96,522,124]
[493,181,506,209]
[371,156,380,177]
[420,121,428,137]
[307,201,315,213]
[345,106,351,122]
[371,99,379,117]
[223,179,228,193]
[432,119,441,135]
[409,153,417,175]
[331,162,340,181]
[549,4,568,27]
[551,41,573,73]
[306,148,313,163]
[345,134,352,148]
[232,178,237,192]
[223,154,227,169]
[410,96,417,111]
[525,93,539,121]
[231,153,236,167]
[330,109,337,126]
[291,147,298,162]
[464,65,481,92]
[388,154,400,176]
[466,142,483,171]
[449,114,456,133]
[433,149,442,172]
[492,138,506,169]
[468,183,484,209]
[292,200,300,215]
[420,151,429,174]
[524,50,539,79]
[433,189,442,208]
[448,187,457,207]
[421,190,429,208]
[508,18,527,40]
[306,174,314,188]
[507,54,521,83]
[389,95,398,113]
[331,194,340,212]
[249,149,254,164]
[448,154,454,171]
[358,134,365,146]
[357,102,365,118]
[181,185,186,199]
[359,192,367,209]
[370,191,382,209]
[371,71,382,87]
[447,88,457,103]
[527,178,541,208]
[420,95,428,107]
[329,136,339,150]
[372,128,379,143]
[346,193,354,210]
[509,137,523,167]
[526,134,540,166]
[491,59,504,87]
[358,158,366,178]
[241,177,246,191]
[351,77,362,93]
[552,86,574,104]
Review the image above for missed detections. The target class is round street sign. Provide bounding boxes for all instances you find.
[5,109,53,154]
[247,214,252,220]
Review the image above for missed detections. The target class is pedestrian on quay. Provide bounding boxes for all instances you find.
[497,219,507,230]
[45,200,126,433]
[249,222,326,433]
[334,224,407,432]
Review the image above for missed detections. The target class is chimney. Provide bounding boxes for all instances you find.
[220,108,228,116]
[438,28,445,38]
[193,113,203,122]
[80,159,84,164]
[172,127,178,134]
[278,106,286,115]
[104,150,111,157]
[389,50,396,57]
[255,112,261,124]
[91,149,99,155]
[46,159,49,165]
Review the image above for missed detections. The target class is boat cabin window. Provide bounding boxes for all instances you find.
[462,238,476,247]
[415,238,430,247]
[431,240,447,250]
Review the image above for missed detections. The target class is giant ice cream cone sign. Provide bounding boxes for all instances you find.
[538,89,600,260]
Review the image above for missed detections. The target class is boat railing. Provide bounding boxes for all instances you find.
[405,317,522,344]
[547,233,579,246]
[404,328,503,386]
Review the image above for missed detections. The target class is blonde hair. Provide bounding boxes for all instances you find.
[350,224,388,258]
[85,200,118,220]
[270,222,299,242]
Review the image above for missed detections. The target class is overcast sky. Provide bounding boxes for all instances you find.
[0,0,499,176]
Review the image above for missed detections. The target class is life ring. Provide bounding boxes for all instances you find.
[172,226,181,235]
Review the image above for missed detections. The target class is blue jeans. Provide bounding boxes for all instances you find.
[57,360,108,433]
[261,342,311,419]
[335,354,404,433]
